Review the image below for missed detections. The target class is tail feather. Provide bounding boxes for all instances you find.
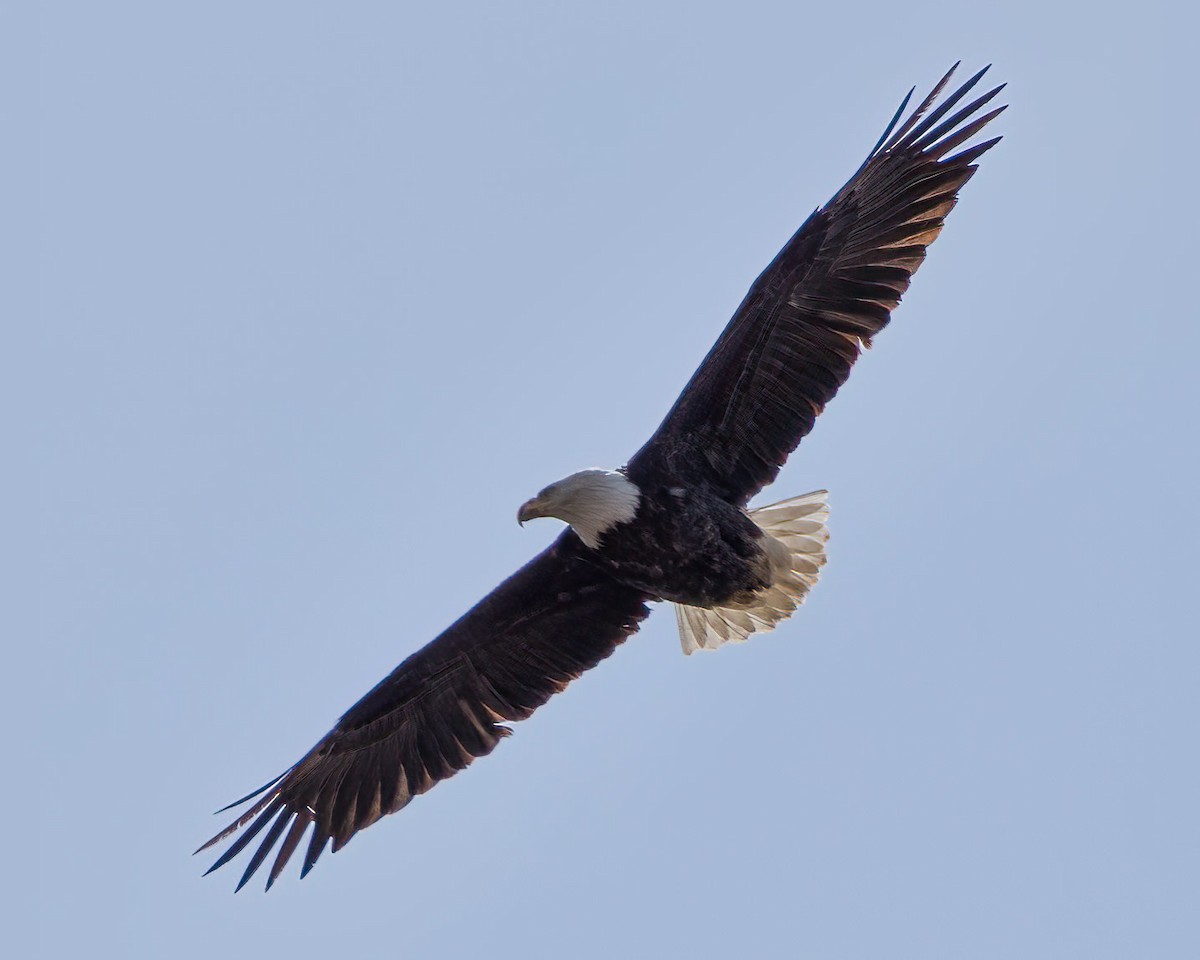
[675,490,830,655]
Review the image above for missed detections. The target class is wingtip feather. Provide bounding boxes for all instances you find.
[212,773,285,815]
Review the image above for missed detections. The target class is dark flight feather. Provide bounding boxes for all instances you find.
[626,64,1005,503]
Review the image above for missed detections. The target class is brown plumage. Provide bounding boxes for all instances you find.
[198,63,1004,890]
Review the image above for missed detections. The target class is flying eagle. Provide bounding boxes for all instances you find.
[199,63,1004,890]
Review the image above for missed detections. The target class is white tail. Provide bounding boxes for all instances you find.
[675,490,830,655]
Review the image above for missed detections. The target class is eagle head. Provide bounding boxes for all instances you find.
[517,469,641,549]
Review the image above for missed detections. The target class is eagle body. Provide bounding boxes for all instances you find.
[580,477,775,608]
[200,64,1005,890]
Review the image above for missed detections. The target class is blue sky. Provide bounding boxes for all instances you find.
[22,2,1197,957]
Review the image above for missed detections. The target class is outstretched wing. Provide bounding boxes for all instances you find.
[626,64,1005,504]
[197,534,650,891]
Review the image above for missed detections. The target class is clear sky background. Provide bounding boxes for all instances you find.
[20,2,1198,958]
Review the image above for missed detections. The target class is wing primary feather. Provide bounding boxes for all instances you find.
[194,790,280,854]
[212,772,286,815]
[266,814,312,890]
[883,61,960,150]
[865,86,915,161]
[301,821,331,878]
[913,83,1006,152]
[923,105,1009,160]
[235,808,292,892]
[943,135,1003,167]
[201,799,283,876]
[895,64,992,151]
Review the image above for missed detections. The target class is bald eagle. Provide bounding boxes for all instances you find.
[199,63,1004,890]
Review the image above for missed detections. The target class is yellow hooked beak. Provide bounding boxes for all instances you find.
[517,497,546,526]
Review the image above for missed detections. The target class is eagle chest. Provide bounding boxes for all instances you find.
[593,488,769,606]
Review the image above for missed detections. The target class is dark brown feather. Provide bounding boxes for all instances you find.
[626,65,1004,504]
[199,534,650,889]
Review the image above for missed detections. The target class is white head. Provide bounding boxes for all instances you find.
[517,468,641,549]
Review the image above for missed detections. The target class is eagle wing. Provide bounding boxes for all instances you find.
[626,64,1005,504]
[197,534,650,891]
